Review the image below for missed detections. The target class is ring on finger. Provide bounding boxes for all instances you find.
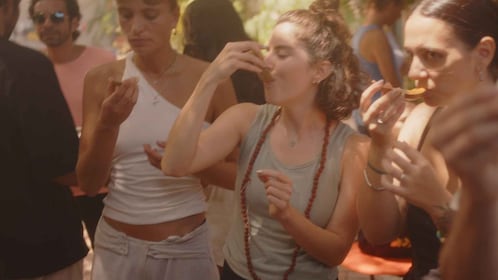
[376,117,385,125]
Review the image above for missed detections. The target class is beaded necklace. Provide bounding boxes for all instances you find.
[239,108,332,280]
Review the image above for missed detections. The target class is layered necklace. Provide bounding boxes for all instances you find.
[239,108,332,280]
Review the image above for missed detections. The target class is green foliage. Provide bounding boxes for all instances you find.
[243,0,364,44]
[243,0,312,44]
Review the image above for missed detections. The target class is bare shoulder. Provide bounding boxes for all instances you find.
[362,27,388,45]
[223,102,260,122]
[359,27,388,61]
[365,28,390,52]
[178,54,210,79]
[399,103,437,145]
[406,102,435,118]
[343,131,370,159]
[219,103,261,134]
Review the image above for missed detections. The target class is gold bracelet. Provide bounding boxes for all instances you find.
[363,168,386,191]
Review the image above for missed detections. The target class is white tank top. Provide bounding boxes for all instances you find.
[102,53,207,225]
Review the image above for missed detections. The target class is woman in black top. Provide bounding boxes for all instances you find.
[357,0,498,279]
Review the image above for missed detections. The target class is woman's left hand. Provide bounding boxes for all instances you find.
[256,169,293,220]
[144,141,166,170]
[380,141,451,211]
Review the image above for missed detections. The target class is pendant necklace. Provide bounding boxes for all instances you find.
[148,51,178,86]
[134,52,178,105]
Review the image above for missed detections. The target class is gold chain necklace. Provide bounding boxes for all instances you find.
[134,52,178,86]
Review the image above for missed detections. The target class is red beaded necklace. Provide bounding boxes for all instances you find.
[239,108,332,280]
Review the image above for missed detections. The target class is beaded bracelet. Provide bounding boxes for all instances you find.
[367,160,387,175]
[363,168,386,191]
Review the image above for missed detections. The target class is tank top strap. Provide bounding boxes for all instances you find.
[352,24,381,49]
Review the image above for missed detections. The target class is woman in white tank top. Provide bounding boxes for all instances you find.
[161,1,369,279]
[75,0,237,279]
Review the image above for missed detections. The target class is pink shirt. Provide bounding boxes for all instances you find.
[53,46,114,196]
[53,46,115,126]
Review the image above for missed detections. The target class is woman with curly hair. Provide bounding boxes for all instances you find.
[161,0,369,279]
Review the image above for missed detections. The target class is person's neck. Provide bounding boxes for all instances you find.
[46,41,85,64]
[474,78,497,93]
[279,105,328,140]
[364,9,384,26]
[133,48,177,74]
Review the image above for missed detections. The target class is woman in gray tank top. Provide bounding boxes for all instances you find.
[161,0,370,279]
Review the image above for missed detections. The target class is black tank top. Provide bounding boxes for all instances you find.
[404,204,441,280]
[404,108,442,280]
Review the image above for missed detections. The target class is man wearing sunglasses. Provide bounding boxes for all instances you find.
[28,0,115,250]
[1,0,89,279]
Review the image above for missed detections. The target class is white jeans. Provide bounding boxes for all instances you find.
[91,217,218,280]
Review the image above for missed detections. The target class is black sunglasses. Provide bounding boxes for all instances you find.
[32,11,66,25]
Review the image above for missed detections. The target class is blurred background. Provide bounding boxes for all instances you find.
[11,0,414,58]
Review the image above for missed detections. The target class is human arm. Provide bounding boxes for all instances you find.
[194,63,238,188]
[440,196,498,280]
[161,41,266,176]
[259,134,369,266]
[432,88,498,280]
[76,64,138,196]
[144,141,237,189]
[357,81,407,244]
[367,29,401,87]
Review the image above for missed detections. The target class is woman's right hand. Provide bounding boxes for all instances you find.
[99,77,139,128]
[203,41,267,85]
[256,169,294,221]
[360,80,405,148]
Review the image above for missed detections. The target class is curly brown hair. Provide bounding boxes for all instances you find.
[276,0,366,121]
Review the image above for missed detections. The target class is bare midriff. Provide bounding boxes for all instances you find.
[103,212,205,242]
